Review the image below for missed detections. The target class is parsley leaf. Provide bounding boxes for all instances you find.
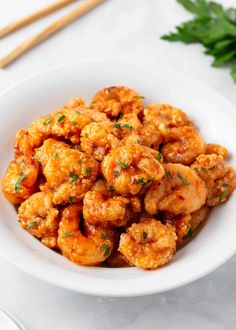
[116,160,127,169]
[177,172,190,186]
[14,172,26,192]
[100,244,110,256]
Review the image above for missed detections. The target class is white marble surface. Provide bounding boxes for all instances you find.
[0,0,236,329]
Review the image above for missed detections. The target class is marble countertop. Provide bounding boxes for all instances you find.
[0,0,236,329]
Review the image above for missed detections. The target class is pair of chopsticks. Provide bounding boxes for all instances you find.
[0,0,105,68]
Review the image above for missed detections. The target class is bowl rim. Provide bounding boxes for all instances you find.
[0,61,236,297]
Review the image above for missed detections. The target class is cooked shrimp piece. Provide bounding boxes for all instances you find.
[35,138,70,168]
[83,179,130,227]
[18,191,59,248]
[14,130,34,159]
[139,122,163,150]
[145,163,207,215]
[162,213,191,244]
[161,126,205,165]
[58,205,114,266]
[2,158,38,204]
[191,154,236,206]
[118,218,177,270]
[205,144,228,159]
[80,122,120,161]
[144,104,193,134]
[190,205,210,232]
[102,144,164,195]
[90,86,144,118]
[42,148,99,205]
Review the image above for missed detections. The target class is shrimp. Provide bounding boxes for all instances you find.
[102,144,164,195]
[18,191,59,248]
[90,86,144,118]
[14,130,34,159]
[83,179,130,227]
[106,251,132,268]
[144,103,193,134]
[35,138,70,168]
[118,218,177,270]
[145,163,207,215]
[190,205,210,232]
[80,122,120,161]
[42,148,99,205]
[205,144,228,159]
[161,126,205,165]
[2,158,38,204]
[57,205,114,266]
[191,154,236,206]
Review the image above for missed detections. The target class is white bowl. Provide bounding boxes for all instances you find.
[0,62,235,297]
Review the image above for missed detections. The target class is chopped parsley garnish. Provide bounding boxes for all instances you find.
[114,123,121,128]
[201,166,208,173]
[14,172,26,192]
[156,152,163,161]
[114,171,120,177]
[84,167,91,176]
[100,244,110,256]
[165,171,173,179]
[219,183,229,202]
[57,115,66,123]
[119,114,124,119]
[62,232,74,237]
[123,124,133,131]
[133,95,145,99]
[78,159,82,165]
[43,118,51,125]
[76,110,81,114]
[194,168,200,174]
[116,160,127,169]
[68,196,73,204]
[27,221,37,229]
[72,120,77,126]
[187,227,193,238]
[143,231,148,239]
[100,233,108,238]
[69,172,78,182]
[108,185,115,192]
[137,177,145,184]
[177,172,190,186]
[137,139,141,145]
[55,153,59,160]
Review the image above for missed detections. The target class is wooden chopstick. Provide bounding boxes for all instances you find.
[0,0,105,69]
[0,0,78,39]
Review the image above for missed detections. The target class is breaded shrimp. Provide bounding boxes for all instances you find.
[205,144,228,159]
[14,130,34,159]
[145,163,207,215]
[80,122,120,161]
[144,103,193,134]
[35,138,70,168]
[83,179,130,227]
[102,144,164,195]
[162,213,191,244]
[161,126,205,165]
[42,148,99,205]
[90,86,144,118]
[118,218,177,270]
[191,154,236,206]
[18,191,59,248]
[58,205,114,266]
[2,158,38,204]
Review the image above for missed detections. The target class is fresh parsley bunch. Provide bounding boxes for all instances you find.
[162,0,236,83]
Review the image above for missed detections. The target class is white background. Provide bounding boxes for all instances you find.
[0,0,236,329]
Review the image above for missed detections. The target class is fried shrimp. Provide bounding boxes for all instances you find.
[58,205,114,265]
[2,159,38,204]
[161,126,205,165]
[80,122,120,161]
[42,148,99,205]
[162,213,191,244]
[190,205,210,232]
[118,218,177,270]
[144,103,193,134]
[102,144,164,195]
[83,179,130,227]
[205,143,228,159]
[191,154,236,206]
[18,191,59,248]
[145,163,207,215]
[90,86,144,118]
